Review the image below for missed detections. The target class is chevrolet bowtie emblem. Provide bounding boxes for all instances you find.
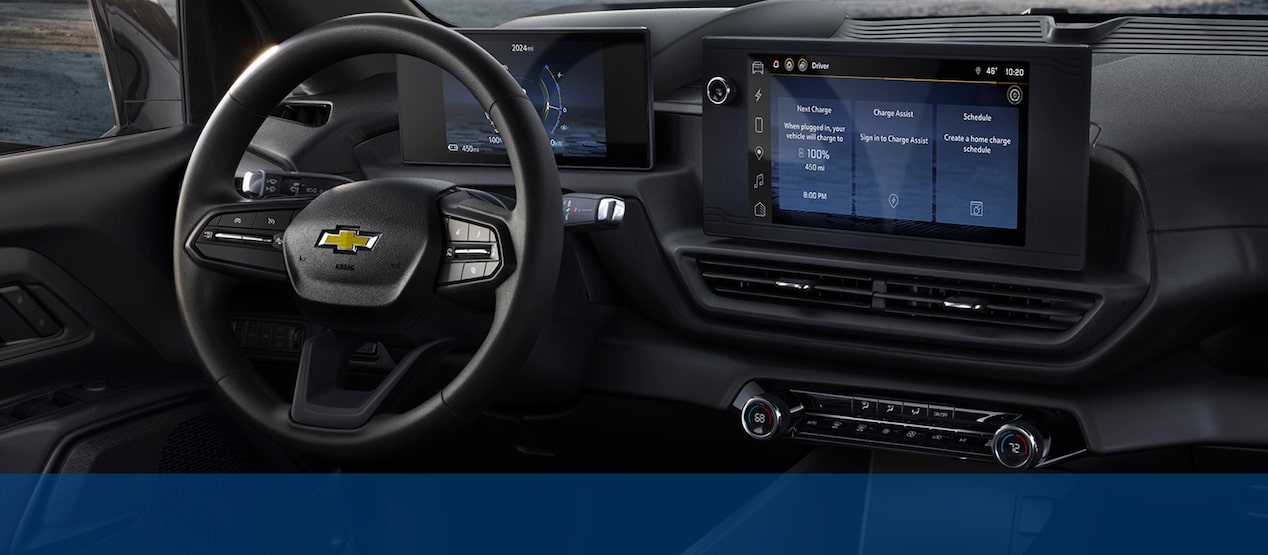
[316,227,380,254]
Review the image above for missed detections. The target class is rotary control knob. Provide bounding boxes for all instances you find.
[706,76,734,105]
[992,421,1047,469]
[740,394,790,440]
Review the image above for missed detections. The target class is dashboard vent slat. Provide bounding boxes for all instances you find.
[697,257,1098,334]
[838,17,1047,43]
[1096,19,1268,55]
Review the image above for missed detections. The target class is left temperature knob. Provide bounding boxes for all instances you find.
[741,394,790,440]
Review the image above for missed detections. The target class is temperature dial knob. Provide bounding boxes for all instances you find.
[992,421,1047,469]
[741,394,790,440]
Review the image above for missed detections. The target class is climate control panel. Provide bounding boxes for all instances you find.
[736,384,1081,469]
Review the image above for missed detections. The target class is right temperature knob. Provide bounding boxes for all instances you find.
[992,421,1047,469]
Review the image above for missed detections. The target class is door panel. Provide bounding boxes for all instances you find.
[0,126,203,472]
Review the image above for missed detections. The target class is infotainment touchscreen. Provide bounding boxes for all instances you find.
[703,39,1091,270]
[398,29,652,169]
[760,55,1027,243]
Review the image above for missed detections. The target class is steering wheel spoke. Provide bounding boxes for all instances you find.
[436,190,516,295]
[291,331,455,429]
[185,201,308,281]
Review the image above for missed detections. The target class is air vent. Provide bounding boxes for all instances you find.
[838,16,1047,43]
[1095,19,1268,55]
[269,101,331,127]
[697,257,1097,333]
[699,258,874,311]
[879,277,1094,331]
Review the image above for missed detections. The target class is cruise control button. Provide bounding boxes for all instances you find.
[255,211,291,230]
[447,219,470,241]
[483,262,500,277]
[220,213,255,228]
[468,224,494,242]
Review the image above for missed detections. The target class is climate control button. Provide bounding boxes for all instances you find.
[741,395,789,440]
[992,422,1045,469]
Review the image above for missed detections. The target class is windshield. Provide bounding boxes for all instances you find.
[420,0,1267,27]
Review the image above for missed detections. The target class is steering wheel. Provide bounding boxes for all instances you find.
[173,14,562,459]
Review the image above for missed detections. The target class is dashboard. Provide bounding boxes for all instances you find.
[224,0,1268,470]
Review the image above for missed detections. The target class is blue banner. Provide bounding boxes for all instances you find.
[0,474,1263,554]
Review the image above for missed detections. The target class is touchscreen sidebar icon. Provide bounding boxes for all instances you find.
[751,61,765,75]
[754,146,764,160]
[754,173,765,189]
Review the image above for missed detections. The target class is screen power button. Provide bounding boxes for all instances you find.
[706,76,734,105]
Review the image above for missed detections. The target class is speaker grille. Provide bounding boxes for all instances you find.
[57,403,266,473]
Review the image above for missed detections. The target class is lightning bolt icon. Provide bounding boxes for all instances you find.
[754,88,763,102]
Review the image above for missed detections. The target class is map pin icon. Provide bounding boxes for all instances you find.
[888,193,899,209]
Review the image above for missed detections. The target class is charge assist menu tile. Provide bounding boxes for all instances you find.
[853,101,935,223]
[934,104,1020,229]
[773,96,852,216]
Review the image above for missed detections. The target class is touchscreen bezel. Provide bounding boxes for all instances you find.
[702,38,1091,271]
[398,28,653,170]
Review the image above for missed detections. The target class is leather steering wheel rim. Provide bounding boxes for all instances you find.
[172,13,562,459]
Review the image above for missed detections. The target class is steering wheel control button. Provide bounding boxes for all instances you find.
[992,422,1045,469]
[468,224,493,242]
[440,263,464,284]
[255,211,292,231]
[705,76,734,105]
[447,219,470,241]
[463,262,487,280]
[439,216,504,285]
[220,213,256,228]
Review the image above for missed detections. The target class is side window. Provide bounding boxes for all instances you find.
[0,0,181,154]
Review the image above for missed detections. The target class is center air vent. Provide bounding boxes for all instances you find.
[697,257,1098,333]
